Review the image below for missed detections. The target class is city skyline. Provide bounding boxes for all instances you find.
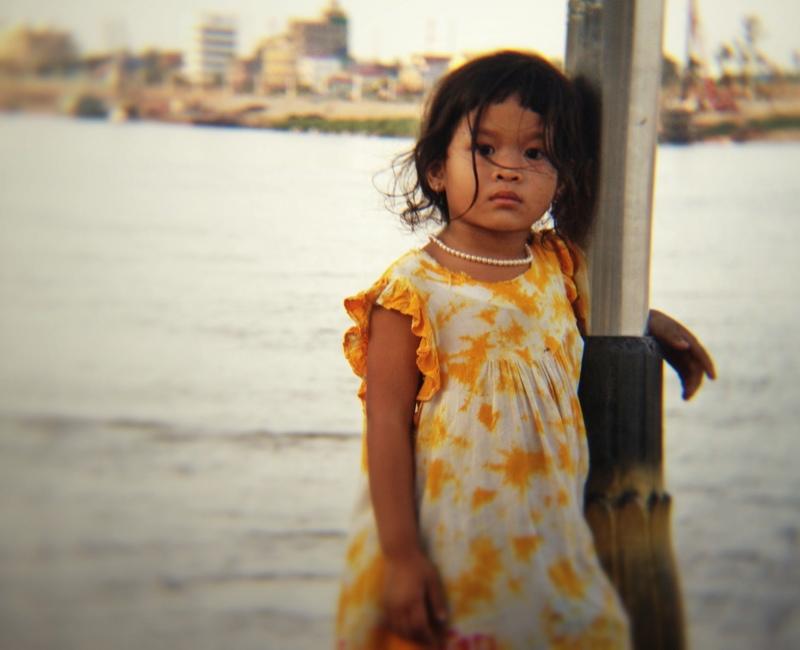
[1,0,798,69]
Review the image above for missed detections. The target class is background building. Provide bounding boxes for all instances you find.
[259,1,348,95]
[289,0,348,61]
[186,14,237,87]
[297,56,343,94]
[260,33,296,94]
[0,25,79,75]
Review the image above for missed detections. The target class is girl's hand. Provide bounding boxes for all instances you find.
[647,309,716,400]
[382,550,448,647]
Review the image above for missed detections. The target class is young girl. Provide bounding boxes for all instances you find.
[336,50,714,650]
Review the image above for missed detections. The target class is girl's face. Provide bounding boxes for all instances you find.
[429,97,558,236]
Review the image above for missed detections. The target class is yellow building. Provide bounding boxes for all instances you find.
[260,34,297,94]
[0,25,78,74]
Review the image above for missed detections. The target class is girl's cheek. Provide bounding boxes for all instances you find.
[454,148,476,162]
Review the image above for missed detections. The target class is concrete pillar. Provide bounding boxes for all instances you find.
[565,3,687,648]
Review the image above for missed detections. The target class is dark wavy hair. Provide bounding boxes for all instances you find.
[391,50,597,247]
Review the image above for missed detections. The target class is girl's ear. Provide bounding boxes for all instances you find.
[427,161,445,193]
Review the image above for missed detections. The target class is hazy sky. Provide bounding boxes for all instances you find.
[1,0,798,69]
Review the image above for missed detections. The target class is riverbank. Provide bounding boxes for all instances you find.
[661,97,800,143]
[3,76,800,141]
[0,77,423,136]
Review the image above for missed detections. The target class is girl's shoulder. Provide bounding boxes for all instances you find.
[346,248,428,307]
[381,248,428,278]
[370,247,445,290]
[343,248,441,402]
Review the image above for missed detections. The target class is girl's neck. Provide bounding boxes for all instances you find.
[423,224,533,283]
[438,223,531,259]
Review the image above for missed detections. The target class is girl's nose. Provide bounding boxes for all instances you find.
[493,165,521,182]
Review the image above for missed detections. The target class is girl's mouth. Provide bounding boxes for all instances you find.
[489,191,522,203]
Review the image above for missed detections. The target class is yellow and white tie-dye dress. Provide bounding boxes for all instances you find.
[336,233,631,650]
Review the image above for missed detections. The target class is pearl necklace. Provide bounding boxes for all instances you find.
[429,234,532,267]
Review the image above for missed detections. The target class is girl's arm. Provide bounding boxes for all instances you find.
[365,305,448,645]
[647,309,716,400]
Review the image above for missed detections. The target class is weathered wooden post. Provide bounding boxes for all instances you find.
[565,2,687,649]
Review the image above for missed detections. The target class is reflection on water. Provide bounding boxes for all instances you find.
[0,116,798,649]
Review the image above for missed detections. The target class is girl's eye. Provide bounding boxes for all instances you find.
[474,143,494,157]
[525,148,545,161]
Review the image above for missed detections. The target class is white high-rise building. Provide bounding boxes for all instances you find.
[187,14,237,86]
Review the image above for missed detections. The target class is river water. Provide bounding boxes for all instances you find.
[0,115,798,649]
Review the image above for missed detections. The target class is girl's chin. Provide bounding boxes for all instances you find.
[450,216,544,234]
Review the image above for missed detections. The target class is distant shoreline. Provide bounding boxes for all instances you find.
[2,77,800,142]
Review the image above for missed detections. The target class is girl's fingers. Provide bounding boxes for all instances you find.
[682,336,715,380]
[664,347,701,400]
[649,309,716,381]
[663,321,691,349]
[407,600,435,644]
[674,324,716,380]
[389,605,417,642]
[692,340,716,379]
[656,324,716,393]
[426,573,448,625]
[684,355,714,400]
[387,607,406,638]
[682,363,702,400]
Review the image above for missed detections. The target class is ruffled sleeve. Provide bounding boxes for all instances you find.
[538,231,591,336]
[343,274,441,403]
